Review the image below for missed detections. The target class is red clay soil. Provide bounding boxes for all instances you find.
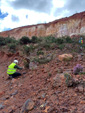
[0,51,85,113]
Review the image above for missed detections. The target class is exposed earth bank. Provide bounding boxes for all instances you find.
[0,11,85,39]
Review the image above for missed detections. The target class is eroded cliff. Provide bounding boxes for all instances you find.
[0,11,85,39]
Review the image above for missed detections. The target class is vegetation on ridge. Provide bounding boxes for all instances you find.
[0,35,85,64]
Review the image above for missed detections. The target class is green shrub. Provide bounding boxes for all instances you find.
[65,36,72,43]
[23,45,30,55]
[43,43,51,50]
[37,50,44,55]
[19,36,31,44]
[45,36,57,43]
[56,38,64,44]
[8,43,17,53]
[5,37,17,44]
[24,58,30,68]
[24,60,29,68]
[64,73,74,87]
[29,45,35,51]
[0,37,18,46]
[58,44,65,50]
[33,55,53,64]
[0,37,6,46]
[31,36,38,43]
[79,72,85,75]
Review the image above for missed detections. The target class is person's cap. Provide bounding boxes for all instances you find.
[13,60,18,64]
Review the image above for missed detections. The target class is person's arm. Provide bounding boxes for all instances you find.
[14,65,23,69]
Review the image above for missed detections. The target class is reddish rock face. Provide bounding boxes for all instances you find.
[0,11,85,39]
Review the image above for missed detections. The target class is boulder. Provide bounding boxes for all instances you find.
[51,75,62,88]
[58,54,73,61]
[20,99,35,113]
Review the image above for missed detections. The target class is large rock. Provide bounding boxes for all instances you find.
[51,75,62,88]
[20,99,35,113]
[58,54,73,61]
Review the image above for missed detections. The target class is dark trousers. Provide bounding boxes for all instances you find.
[9,72,21,78]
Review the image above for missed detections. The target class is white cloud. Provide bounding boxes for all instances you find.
[53,0,65,8]
[54,0,85,17]
[0,0,56,32]
[0,0,85,32]
[0,7,56,31]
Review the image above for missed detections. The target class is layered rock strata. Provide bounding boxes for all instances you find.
[0,11,85,39]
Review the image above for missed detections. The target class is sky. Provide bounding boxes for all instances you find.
[0,0,85,32]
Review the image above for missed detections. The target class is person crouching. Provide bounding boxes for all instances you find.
[7,60,23,79]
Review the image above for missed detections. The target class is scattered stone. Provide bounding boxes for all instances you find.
[0,41,85,113]
[4,100,9,105]
[4,95,10,100]
[10,90,18,96]
[78,55,82,61]
[5,105,15,113]
[40,104,46,110]
[57,68,63,73]
[13,84,17,88]
[29,62,37,69]
[59,74,65,81]
[52,76,62,88]
[64,73,75,87]
[80,100,85,104]
[50,94,57,103]
[29,75,33,78]
[20,99,35,113]
[18,83,23,87]
[44,106,50,113]
[0,104,4,109]
[46,106,56,113]
[78,85,84,93]
[11,79,17,83]
[41,93,46,98]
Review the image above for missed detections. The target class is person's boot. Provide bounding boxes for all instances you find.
[7,76,13,80]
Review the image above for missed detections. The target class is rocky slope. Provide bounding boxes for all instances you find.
[0,11,85,39]
[0,49,85,113]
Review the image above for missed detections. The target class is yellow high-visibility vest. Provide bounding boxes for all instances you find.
[7,63,16,74]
